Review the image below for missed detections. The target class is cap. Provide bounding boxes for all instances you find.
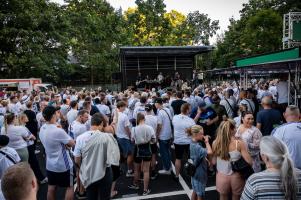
[154,98,163,104]
[42,106,60,121]
[198,101,206,108]
[145,104,153,111]
[0,135,9,146]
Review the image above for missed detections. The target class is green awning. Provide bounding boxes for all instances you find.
[235,47,300,68]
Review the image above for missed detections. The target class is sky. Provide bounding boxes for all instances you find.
[51,0,249,43]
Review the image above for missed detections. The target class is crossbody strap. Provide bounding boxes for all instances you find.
[0,151,17,164]
[245,99,254,113]
[224,98,235,114]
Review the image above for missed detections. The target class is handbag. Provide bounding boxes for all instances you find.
[136,143,152,158]
[230,156,254,180]
[184,159,201,177]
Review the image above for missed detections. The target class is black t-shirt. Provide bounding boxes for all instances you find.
[256,108,282,136]
[171,99,186,115]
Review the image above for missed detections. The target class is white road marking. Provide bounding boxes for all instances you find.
[115,190,187,200]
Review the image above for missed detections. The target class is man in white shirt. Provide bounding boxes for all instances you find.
[40,106,75,200]
[74,113,119,199]
[67,100,78,125]
[7,96,19,116]
[220,90,237,118]
[155,98,173,175]
[0,135,20,179]
[272,105,301,169]
[68,110,89,140]
[115,101,133,177]
[60,99,69,117]
[133,96,147,123]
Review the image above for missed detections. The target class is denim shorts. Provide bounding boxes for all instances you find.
[117,138,134,157]
[191,178,206,197]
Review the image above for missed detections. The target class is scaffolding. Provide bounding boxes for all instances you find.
[283,12,301,49]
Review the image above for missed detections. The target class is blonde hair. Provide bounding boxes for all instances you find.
[18,113,27,125]
[187,125,203,137]
[213,119,236,160]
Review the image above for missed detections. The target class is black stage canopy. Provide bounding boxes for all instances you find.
[119,46,213,89]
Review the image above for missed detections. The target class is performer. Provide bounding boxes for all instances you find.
[157,72,164,84]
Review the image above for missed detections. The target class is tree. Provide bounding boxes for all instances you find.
[186,11,219,45]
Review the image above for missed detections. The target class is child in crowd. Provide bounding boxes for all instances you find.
[187,125,212,200]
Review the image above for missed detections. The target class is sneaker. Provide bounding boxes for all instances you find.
[76,191,87,199]
[126,170,134,177]
[158,169,171,175]
[35,150,40,154]
[128,184,139,190]
[40,177,48,184]
[142,189,151,196]
[151,171,158,180]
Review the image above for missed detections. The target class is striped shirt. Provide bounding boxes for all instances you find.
[241,169,301,200]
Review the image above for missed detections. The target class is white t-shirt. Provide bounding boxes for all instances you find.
[36,112,45,129]
[277,81,288,104]
[7,103,18,115]
[220,98,236,118]
[73,131,94,158]
[0,125,28,150]
[96,104,111,116]
[133,105,146,121]
[157,108,172,140]
[39,124,73,172]
[68,120,88,140]
[67,109,78,124]
[272,122,301,169]
[145,115,158,133]
[0,146,20,178]
[60,104,69,117]
[172,114,195,145]
[116,112,131,139]
[131,124,155,145]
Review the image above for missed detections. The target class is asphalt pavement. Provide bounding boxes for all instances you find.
[36,144,219,200]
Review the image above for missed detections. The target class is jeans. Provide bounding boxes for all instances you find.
[159,139,171,170]
[86,167,112,200]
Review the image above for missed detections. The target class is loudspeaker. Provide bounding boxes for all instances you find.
[112,72,122,80]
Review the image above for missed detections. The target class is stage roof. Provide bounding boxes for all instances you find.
[120,46,213,56]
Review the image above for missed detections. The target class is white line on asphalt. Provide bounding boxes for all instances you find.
[171,163,192,198]
[115,190,187,200]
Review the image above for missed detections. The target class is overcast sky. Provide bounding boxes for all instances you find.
[51,0,249,43]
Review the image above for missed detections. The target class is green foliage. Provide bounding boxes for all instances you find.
[212,0,301,69]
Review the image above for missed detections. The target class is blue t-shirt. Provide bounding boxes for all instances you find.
[256,108,282,136]
[190,142,207,183]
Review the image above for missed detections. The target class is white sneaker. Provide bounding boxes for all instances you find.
[126,170,134,177]
[158,169,171,175]
[35,150,40,154]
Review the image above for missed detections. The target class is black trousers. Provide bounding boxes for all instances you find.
[28,144,45,181]
[86,167,112,200]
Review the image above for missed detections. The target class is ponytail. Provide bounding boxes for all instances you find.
[260,136,298,200]
[4,113,15,135]
[281,154,297,200]
[187,125,203,137]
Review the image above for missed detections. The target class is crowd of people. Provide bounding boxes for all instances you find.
[0,76,300,200]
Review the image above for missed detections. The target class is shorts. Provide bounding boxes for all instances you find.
[47,169,74,187]
[174,144,190,160]
[134,144,152,163]
[216,172,245,195]
[151,143,158,154]
[117,138,134,157]
[191,178,206,197]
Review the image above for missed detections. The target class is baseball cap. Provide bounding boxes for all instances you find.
[42,106,60,121]
[154,98,163,104]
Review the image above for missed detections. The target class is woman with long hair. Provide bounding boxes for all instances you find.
[129,113,155,196]
[212,119,252,200]
[241,136,301,199]
[236,111,262,172]
[0,113,30,162]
